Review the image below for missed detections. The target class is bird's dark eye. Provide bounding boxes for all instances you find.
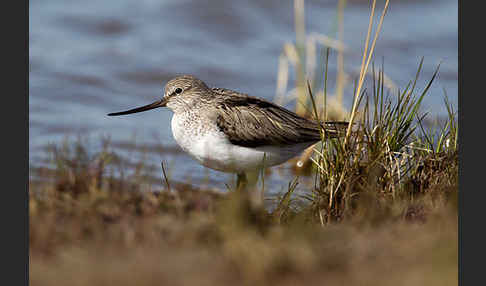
[175,88,183,94]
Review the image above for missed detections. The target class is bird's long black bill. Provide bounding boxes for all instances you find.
[107,99,167,116]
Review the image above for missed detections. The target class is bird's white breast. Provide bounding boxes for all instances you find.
[171,113,316,173]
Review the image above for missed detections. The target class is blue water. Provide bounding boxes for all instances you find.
[29,0,458,193]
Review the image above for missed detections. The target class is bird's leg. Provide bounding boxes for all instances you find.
[236,170,262,208]
[236,172,248,192]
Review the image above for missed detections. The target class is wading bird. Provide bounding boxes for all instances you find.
[108,75,347,191]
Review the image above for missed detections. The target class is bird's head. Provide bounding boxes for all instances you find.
[107,75,210,116]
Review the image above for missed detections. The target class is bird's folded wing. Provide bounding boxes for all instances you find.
[212,88,347,148]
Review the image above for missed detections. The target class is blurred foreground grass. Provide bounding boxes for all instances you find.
[29,180,457,285]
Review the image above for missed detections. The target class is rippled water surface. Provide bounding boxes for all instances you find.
[29,0,458,193]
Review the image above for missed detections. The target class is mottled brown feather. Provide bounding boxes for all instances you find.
[212,87,348,148]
